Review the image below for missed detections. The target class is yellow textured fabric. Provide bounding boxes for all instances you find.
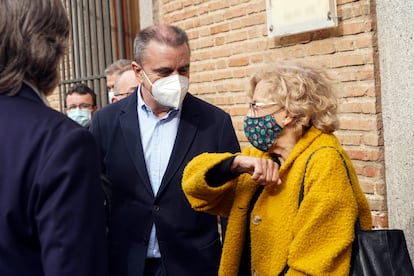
[182,127,372,276]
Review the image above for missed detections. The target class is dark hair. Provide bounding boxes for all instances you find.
[133,25,190,65]
[65,83,97,107]
[104,59,132,76]
[0,0,70,96]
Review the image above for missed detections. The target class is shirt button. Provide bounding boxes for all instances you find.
[252,215,262,225]
[153,205,160,211]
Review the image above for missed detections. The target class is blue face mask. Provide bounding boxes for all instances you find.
[67,108,92,127]
[243,114,283,152]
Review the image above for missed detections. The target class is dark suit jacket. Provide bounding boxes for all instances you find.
[90,89,240,276]
[0,84,108,276]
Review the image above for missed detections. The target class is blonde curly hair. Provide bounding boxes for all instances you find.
[249,62,339,135]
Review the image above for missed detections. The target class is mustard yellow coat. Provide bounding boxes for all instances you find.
[182,127,372,276]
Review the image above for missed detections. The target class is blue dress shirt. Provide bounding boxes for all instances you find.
[137,85,180,258]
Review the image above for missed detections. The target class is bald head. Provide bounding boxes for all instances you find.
[113,69,140,102]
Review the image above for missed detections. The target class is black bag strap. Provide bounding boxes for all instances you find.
[297,147,329,206]
[298,146,355,205]
[299,146,361,229]
[280,146,357,275]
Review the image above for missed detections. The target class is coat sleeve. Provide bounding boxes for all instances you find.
[182,147,272,217]
[182,152,239,217]
[286,148,371,275]
[35,127,108,276]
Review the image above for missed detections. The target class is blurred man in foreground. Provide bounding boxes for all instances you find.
[0,1,108,275]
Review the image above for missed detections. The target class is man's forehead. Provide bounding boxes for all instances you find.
[142,42,190,65]
[119,70,136,80]
[118,71,139,90]
[106,73,117,82]
[66,93,93,103]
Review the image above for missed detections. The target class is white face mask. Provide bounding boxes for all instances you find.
[108,90,115,103]
[142,70,189,109]
[67,108,92,127]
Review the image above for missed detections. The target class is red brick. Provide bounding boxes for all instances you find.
[307,40,336,56]
[210,23,230,35]
[228,57,249,67]
[372,213,389,228]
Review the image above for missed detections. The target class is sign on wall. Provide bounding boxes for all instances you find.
[266,0,338,37]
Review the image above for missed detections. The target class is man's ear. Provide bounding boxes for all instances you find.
[92,106,98,115]
[131,62,143,83]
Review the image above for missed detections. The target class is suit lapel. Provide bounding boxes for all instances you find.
[119,92,153,196]
[157,95,199,196]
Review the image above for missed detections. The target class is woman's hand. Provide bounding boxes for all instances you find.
[231,155,281,186]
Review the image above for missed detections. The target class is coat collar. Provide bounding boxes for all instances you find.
[4,82,48,106]
[279,127,323,177]
[22,80,49,106]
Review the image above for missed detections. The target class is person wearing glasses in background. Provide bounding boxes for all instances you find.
[182,62,372,275]
[112,68,140,103]
[104,59,132,103]
[65,83,98,128]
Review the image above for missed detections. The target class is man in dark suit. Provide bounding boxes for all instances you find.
[0,1,108,275]
[90,25,240,276]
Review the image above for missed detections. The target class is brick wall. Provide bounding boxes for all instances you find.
[157,0,386,228]
[47,91,62,112]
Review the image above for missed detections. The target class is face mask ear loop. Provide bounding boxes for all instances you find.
[141,70,157,100]
[141,70,153,86]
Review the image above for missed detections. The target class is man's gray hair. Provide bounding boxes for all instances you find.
[133,25,190,66]
[104,59,132,76]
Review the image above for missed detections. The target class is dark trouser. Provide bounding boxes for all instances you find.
[144,258,165,276]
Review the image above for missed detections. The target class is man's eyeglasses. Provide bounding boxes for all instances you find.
[65,103,93,111]
[114,92,133,97]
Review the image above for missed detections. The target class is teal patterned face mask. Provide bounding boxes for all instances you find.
[243,114,283,152]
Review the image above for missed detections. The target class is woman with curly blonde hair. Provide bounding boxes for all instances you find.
[182,62,372,275]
